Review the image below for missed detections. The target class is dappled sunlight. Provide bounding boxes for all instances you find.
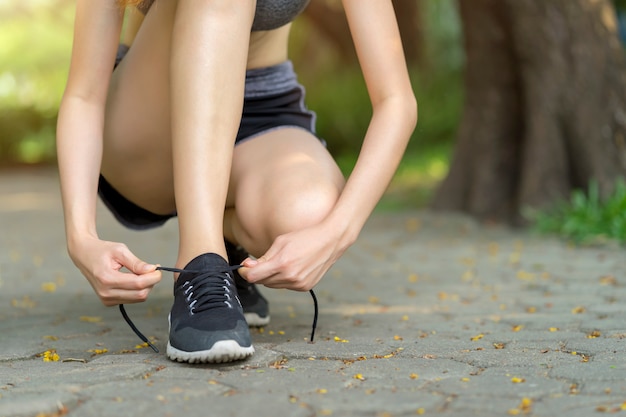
[374,148,450,211]
[0,0,74,165]
[390,158,448,189]
[0,0,74,111]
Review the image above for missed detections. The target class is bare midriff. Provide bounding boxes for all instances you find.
[246,24,291,70]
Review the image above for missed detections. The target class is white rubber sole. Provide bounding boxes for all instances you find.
[166,340,255,364]
[244,312,271,327]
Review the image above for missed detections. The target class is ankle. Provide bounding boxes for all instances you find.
[176,250,227,271]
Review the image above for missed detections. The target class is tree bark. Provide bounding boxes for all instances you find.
[302,0,425,67]
[303,0,356,64]
[432,0,626,224]
[392,0,425,67]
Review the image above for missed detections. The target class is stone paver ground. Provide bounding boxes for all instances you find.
[1,168,625,417]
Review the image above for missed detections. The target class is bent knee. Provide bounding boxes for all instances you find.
[267,182,340,236]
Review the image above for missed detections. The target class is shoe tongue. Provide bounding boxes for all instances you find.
[184,252,228,271]
[173,253,229,291]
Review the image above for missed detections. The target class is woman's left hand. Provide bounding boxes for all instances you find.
[238,224,350,291]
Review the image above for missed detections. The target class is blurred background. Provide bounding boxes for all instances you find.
[0,0,460,202]
[1,0,625,241]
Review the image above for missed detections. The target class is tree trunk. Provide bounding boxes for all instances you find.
[432,0,626,224]
[303,0,425,67]
[392,0,425,67]
[303,0,356,65]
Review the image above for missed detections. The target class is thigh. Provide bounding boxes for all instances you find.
[101,1,178,215]
[228,128,345,255]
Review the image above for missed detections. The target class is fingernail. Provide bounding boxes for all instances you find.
[244,258,258,267]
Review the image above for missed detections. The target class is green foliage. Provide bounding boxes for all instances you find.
[303,64,462,156]
[0,0,462,184]
[528,180,626,245]
[291,0,461,210]
[0,107,57,165]
[297,0,463,156]
[302,67,371,155]
[0,0,74,166]
[0,1,73,112]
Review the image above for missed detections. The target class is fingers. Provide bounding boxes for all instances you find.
[96,268,162,306]
[114,245,158,275]
[243,255,318,292]
[92,244,163,306]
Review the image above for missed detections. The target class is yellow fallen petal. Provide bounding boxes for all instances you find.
[353,374,365,381]
[80,316,102,323]
[471,334,484,341]
[405,218,421,232]
[41,282,57,293]
[511,377,525,383]
[42,350,60,362]
[519,397,533,411]
[87,348,108,355]
[11,296,36,309]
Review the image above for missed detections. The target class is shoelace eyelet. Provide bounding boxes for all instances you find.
[119,264,319,353]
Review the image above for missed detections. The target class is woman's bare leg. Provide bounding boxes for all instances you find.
[169,2,253,265]
[226,128,345,257]
[101,1,254,267]
[101,1,259,363]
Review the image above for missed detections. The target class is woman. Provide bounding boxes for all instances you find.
[56,0,417,364]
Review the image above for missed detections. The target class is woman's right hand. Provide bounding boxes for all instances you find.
[68,236,162,306]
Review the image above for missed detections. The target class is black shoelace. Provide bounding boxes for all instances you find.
[119,264,319,353]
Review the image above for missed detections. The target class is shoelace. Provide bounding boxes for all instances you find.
[119,264,319,353]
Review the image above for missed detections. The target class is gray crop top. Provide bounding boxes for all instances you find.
[138,0,310,31]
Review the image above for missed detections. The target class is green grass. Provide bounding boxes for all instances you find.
[527,180,626,245]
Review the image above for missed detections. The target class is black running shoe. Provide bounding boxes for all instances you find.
[166,253,254,363]
[225,241,270,326]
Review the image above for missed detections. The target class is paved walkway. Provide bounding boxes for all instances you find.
[0,168,625,417]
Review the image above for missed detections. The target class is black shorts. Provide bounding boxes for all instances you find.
[99,45,319,230]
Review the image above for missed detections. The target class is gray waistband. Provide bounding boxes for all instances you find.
[244,60,299,98]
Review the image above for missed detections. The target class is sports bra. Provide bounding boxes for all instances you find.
[138,0,310,31]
